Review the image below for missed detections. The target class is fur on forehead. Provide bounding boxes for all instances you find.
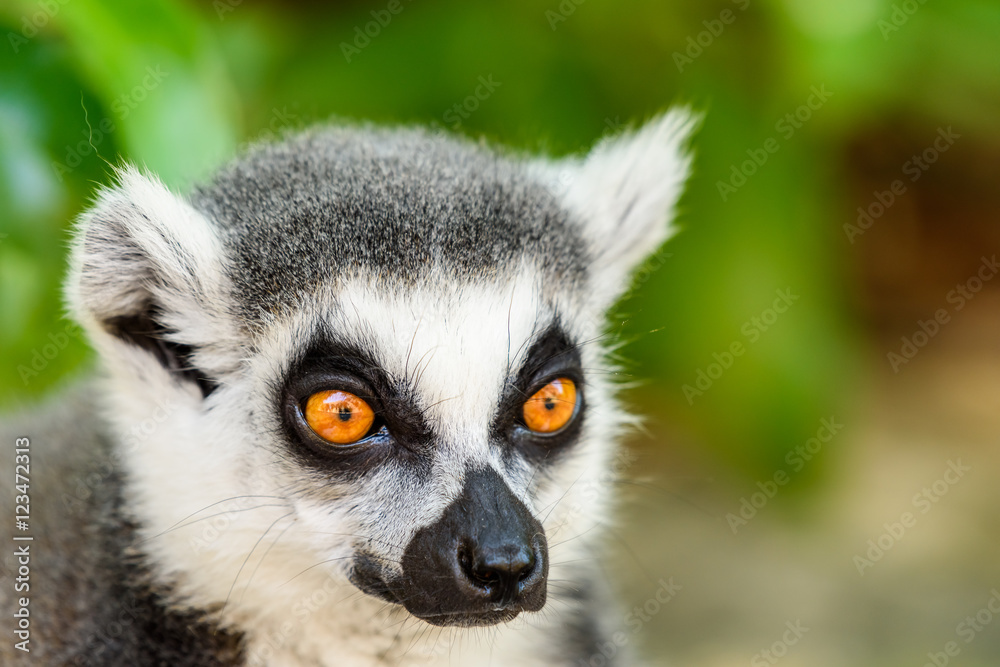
[189,111,695,329]
[192,124,592,327]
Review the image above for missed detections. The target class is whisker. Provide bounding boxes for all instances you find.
[296,530,406,551]
[540,473,587,524]
[221,511,294,618]
[411,345,441,390]
[157,495,288,534]
[238,515,297,605]
[612,479,719,519]
[281,552,402,587]
[423,394,462,411]
[281,556,353,587]
[404,312,424,379]
[142,503,290,543]
[600,522,659,585]
[505,282,516,370]
[548,522,600,549]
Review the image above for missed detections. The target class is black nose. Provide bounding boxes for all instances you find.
[398,467,549,625]
[459,536,544,606]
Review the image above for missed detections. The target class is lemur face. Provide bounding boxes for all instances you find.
[67,113,693,632]
[264,277,584,626]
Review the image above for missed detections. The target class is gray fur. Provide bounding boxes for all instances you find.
[192,126,590,325]
[0,385,244,665]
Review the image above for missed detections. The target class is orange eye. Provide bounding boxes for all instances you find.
[304,390,376,444]
[523,378,577,434]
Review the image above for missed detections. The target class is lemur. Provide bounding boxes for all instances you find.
[0,110,694,666]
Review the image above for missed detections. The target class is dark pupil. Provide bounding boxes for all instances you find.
[338,407,353,422]
[544,398,556,411]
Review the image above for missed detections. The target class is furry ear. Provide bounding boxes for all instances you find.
[66,166,232,396]
[554,109,697,307]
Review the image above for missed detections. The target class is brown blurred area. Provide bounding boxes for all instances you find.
[614,126,1000,666]
[846,122,1000,331]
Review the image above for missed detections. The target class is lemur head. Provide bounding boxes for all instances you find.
[66,112,694,633]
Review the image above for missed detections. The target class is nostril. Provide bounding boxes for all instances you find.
[474,570,500,587]
[459,541,537,602]
[457,543,471,573]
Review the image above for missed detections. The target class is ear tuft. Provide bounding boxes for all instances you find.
[557,109,699,305]
[66,165,229,396]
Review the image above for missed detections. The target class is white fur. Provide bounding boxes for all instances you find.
[96,267,623,666]
[67,165,244,374]
[548,109,698,309]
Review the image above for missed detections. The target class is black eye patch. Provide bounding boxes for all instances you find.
[279,336,432,481]
[493,324,586,464]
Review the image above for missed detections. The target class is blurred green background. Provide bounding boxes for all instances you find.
[6,0,998,475]
[3,1,1000,665]
[2,0,999,477]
